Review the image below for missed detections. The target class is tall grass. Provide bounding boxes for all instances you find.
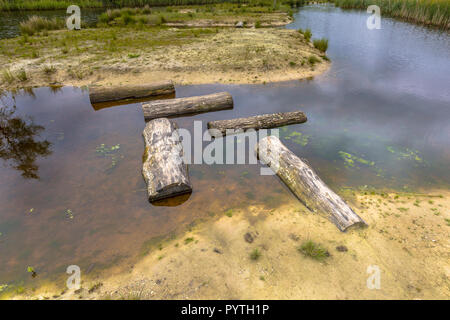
[313,37,328,52]
[0,0,307,11]
[334,0,450,30]
[19,16,64,35]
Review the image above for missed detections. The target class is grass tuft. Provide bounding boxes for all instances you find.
[298,240,329,261]
[19,16,64,36]
[1,69,15,84]
[313,38,328,53]
[250,248,261,260]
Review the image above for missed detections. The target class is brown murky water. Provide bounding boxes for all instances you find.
[1,5,449,291]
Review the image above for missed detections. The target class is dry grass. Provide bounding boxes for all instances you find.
[19,16,64,36]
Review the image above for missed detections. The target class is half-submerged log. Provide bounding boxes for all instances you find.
[89,81,175,104]
[207,111,307,136]
[142,118,192,202]
[142,92,233,121]
[257,136,367,231]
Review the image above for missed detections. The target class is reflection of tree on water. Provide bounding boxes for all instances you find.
[0,90,51,179]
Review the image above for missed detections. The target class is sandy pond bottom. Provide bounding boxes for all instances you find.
[9,188,450,300]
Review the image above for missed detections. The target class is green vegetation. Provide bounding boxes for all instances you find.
[250,248,261,260]
[88,282,102,293]
[65,209,74,219]
[1,69,14,84]
[307,54,320,65]
[0,0,307,11]
[313,38,328,53]
[334,0,450,30]
[184,237,194,244]
[95,3,293,27]
[43,65,57,74]
[298,240,329,261]
[283,130,310,146]
[17,69,27,81]
[303,28,312,42]
[224,208,233,217]
[95,143,123,171]
[20,16,64,36]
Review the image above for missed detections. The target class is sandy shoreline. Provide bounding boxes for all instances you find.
[0,28,330,90]
[5,188,449,300]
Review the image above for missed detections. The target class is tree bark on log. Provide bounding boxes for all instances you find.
[257,136,367,231]
[142,92,233,121]
[207,111,307,136]
[142,118,192,202]
[89,81,175,103]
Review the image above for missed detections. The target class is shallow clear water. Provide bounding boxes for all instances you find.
[0,5,449,288]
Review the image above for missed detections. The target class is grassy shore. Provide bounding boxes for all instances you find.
[334,0,450,30]
[0,4,330,89]
[0,0,307,11]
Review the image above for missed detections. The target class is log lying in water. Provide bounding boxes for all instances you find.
[257,136,367,231]
[142,118,192,202]
[89,81,175,104]
[142,92,233,121]
[207,111,307,136]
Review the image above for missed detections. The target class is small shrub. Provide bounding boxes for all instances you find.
[43,65,56,75]
[17,69,27,82]
[20,16,63,36]
[298,240,329,261]
[303,28,312,42]
[250,248,261,260]
[184,237,194,245]
[1,69,14,84]
[308,55,320,66]
[313,38,329,53]
[255,20,262,28]
[128,53,140,59]
[224,209,233,217]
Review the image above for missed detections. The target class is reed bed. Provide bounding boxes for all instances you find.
[0,0,306,11]
[334,0,450,30]
[19,15,65,35]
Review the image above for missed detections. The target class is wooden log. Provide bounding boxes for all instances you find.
[89,81,175,103]
[142,92,233,121]
[207,111,307,136]
[142,118,192,202]
[257,136,367,231]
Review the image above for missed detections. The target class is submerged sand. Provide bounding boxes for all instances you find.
[8,189,449,300]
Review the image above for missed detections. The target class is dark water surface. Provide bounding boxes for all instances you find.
[0,9,102,39]
[0,5,449,289]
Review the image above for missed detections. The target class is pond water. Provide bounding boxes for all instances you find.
[0,9,102,39]
[0,4,449,290]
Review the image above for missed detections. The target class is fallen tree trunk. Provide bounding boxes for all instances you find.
[89,81,175,103]
[207,111,307,136]
[257,136,367,231]
[142,92,233,121]
[142,118,192,202]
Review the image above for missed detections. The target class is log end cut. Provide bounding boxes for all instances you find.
[257,135,367,232]
[142,118,192,203]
